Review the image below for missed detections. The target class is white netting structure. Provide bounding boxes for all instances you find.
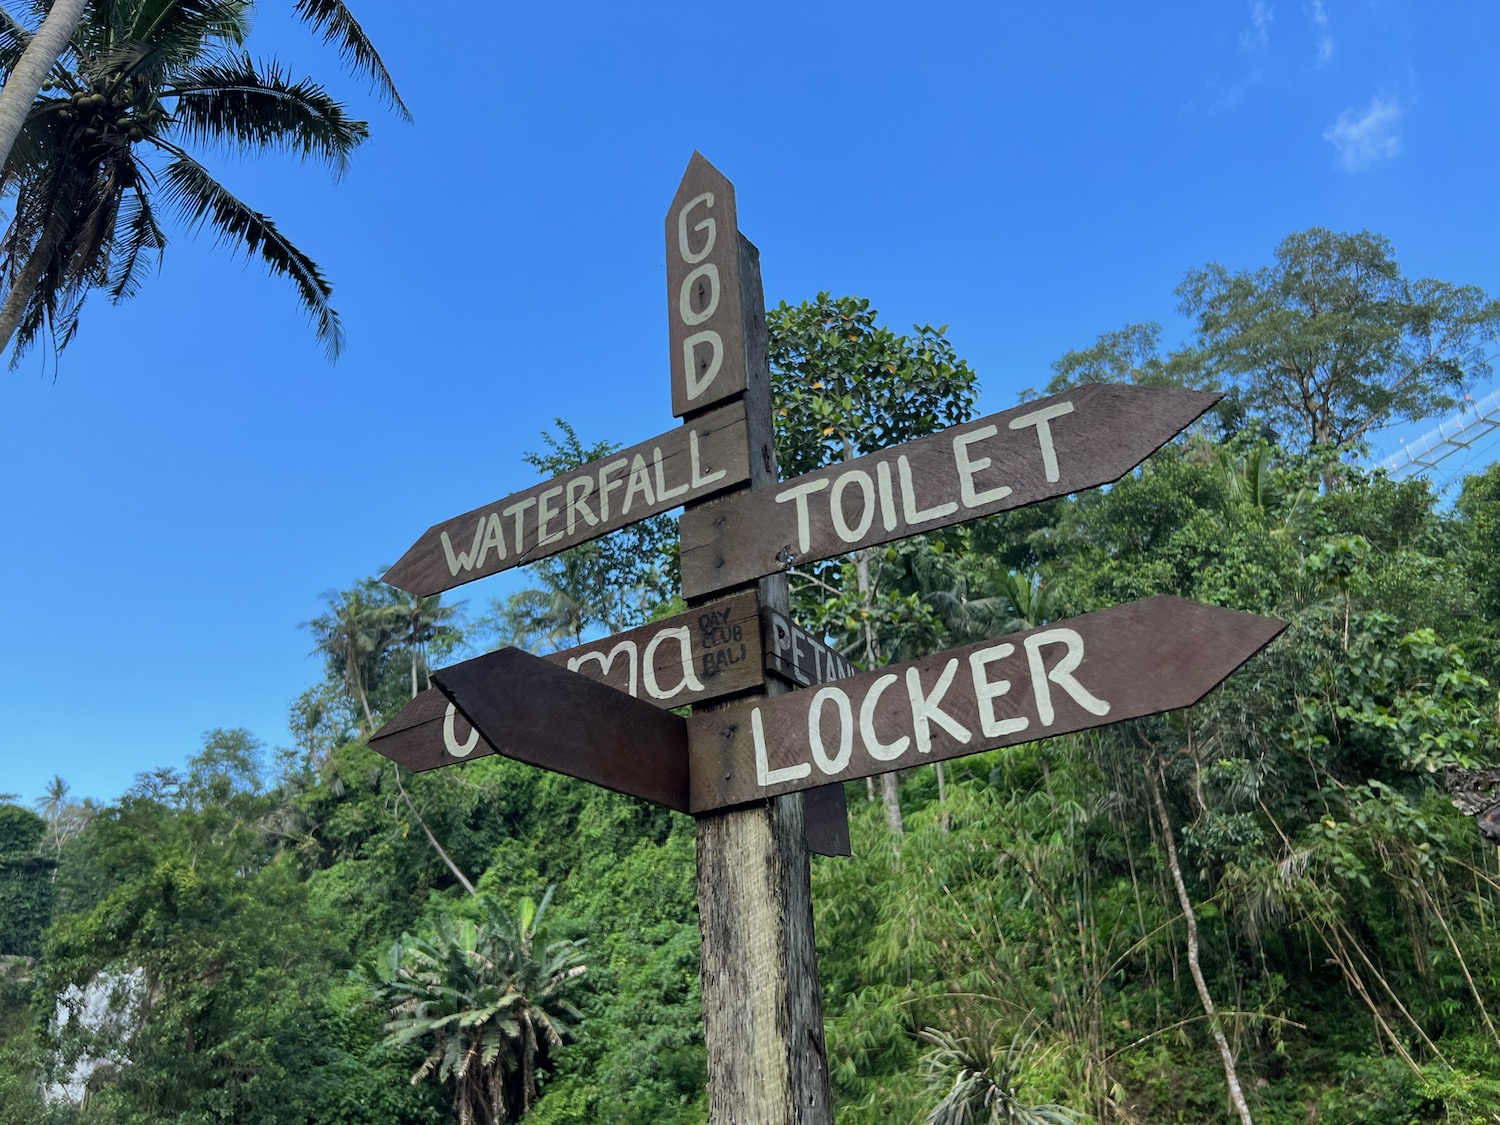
[1378,386,1500,484]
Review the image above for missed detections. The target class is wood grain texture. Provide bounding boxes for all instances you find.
[686,230,834,1123]
[384,400,749,598]
[687,596,1286,813]
[680,384,1220,598]
[368,592,764,774]
[432,647,691,812]
[667,152,747,418]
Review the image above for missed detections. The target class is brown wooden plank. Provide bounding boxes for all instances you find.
[369,592,763,773]
[384,400,749,598]
[679,384,1220,599]
[667,153,748,418]
[686,596,1286,813]
[432,647,691,812]
[802,782,852,858]
[761,606,860,687]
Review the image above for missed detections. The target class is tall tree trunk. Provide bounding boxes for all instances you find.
[0,0,87,174]
[391,767,477,896]
[410,647,419,699]
[1146,758,1254,1125]
[0,218,58,355]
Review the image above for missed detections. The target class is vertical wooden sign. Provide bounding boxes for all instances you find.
[673,155,834,1123]
[668,152,749,418]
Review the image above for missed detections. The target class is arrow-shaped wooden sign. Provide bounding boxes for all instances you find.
[679,384,1219,599]
[432,647,693,813]
[370,592,764,772]
[384,401,750,598]
[686,596,1285,813]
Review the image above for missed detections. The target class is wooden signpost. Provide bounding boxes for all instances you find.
[384,402,749,598]
[688,596,1285,812]
[370,591,763,772]
[369,153,1284,1125]
[680,384,1219,598]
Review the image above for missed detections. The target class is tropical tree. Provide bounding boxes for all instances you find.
[304,581,400,730]
[397,591,461,698]
[1178,227,1500,454]
[0,0,407,364]
[769,293,980,831]
[376,887,588,1125]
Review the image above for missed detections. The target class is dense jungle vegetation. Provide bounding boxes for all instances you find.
[5,229,1500,1123]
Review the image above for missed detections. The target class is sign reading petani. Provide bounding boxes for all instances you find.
[686,597,1286,813]
[679,384,1219,598]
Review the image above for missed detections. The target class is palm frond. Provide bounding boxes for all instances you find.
[171,54,368,175]
[292,0,409,120]
[106,176,165,299]
[159,151,343,358]
[100,0,249,87]
[0,5,33,73]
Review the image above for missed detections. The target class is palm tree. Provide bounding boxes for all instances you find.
[304,584,399,730]
[919,1025,1080,1125]
[32,773,68,853]
[0,0,407,364]
[376,887,587,1125]
[398,592,460,698]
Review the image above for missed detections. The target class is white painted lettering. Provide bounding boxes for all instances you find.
[808,687,854,775]
[683,330,723,400]
[679,263,721,327]
[898,454,959,525]
[775,477,831,553]
[642,627,706,700]
[753,707,812,788]
[653,445,690,503]
[503,496,537,555]
[474,512,507,568]
[831,469,876,543]
[443,703,479,758]
[597,457,630,521]
[1009,401,1075,483]
[565,476,597,536]
[440,518,487,577]
[569,641,639,699]
[953,425,1013,508]
[968,643,1029,738]
[622,453,656,515]
[677,191,716,264]
[1024,627,1111,726]
[859,673,910,761]
[535,485,565,547]
[905,658,972,753]
[689,425,728,489]
[876,459,898,531]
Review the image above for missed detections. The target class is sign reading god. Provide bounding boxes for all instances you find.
[679,385,1220,599]
[667,153,748,418]
[385,402,749,598]
[685,596,1285,813]
[370,592,765,773]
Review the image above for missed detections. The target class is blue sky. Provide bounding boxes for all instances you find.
[2,0,1496,807]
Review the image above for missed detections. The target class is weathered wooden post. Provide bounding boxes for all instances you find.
[374,151,1285,1125]
[666,153,834,1123]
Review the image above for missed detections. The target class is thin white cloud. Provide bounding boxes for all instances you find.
[1241,1,1274,51]
[1309,0,1328,26]
[1316,32,1335,66]
[1308,1,1333,65]
[1323,96,1402,171]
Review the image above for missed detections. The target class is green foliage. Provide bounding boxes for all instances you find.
[0,805,54,958]
[1179,227,1500,450]
[371,887,587,1124]
[0,0,405,364]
